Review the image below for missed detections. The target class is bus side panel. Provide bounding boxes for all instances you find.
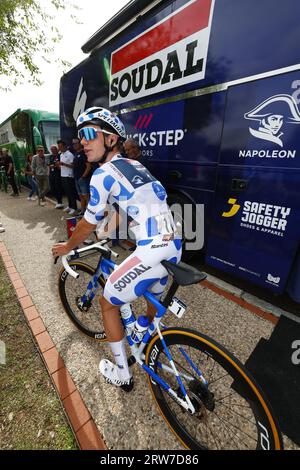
[206,72,300,293]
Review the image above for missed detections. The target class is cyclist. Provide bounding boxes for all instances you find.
[52,107,181,390]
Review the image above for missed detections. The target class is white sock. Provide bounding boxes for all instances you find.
[109,338,131,381]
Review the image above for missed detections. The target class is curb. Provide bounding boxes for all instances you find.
[0,240,107,451]
[201,279,279,325]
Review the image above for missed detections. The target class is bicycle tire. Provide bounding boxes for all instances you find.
[145,327,283,450]
[58,261,107,341]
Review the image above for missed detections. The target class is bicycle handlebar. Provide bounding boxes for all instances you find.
[60,239,119,279]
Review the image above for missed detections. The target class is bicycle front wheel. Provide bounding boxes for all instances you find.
[145,328,283,450]
[58,261,107,341]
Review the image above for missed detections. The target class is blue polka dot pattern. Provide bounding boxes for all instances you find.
[96,213,106,222]
[88,113,94,119]
[103,175,115,191]
[79,117,84,122]
[93,168,105,176]
[160,276,168,286]
[137,239,153,246]
[114,182,134,201]
[110,296,124,306]
[167,257,177,264]
[134,278,160,297]
[173,239,182,251]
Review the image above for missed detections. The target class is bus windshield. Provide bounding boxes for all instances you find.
[40,121,60,152]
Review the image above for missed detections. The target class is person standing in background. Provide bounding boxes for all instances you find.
[72,137,91,214]
[32,146,49,206]
[2,148,19,197]
[57,139,77,215]
[48,145,64,209]
[123,138,142,160]
[24,153,38,200]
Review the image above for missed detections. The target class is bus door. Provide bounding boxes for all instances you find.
[206,70,300,294]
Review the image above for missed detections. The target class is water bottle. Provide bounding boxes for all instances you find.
[130,315,149,344]
[120,304,136,334]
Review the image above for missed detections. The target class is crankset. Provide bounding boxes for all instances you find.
[76,295,92,312]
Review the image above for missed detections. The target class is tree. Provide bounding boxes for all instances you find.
[0,0,79,90]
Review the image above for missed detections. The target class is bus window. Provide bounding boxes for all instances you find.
[40,121,60,152]
[11,112,33,149]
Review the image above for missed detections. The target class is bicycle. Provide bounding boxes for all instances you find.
[57,240,283,450]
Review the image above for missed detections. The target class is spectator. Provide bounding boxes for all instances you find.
[72,137,91,214]
[57,139,77,215]
[2,148,19,197]
[48,145,64,209]
[123,138,142,160]
[24,153,38,201]
[32,146,49,206]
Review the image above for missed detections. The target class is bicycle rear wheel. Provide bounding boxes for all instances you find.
[58,261,107,341]
[145,328,283,450]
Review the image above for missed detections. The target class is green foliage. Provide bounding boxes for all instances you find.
[0,0,78,90]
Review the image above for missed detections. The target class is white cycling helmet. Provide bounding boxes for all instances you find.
[77,107,126,141]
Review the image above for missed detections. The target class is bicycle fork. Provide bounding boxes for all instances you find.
[132,322,210,414]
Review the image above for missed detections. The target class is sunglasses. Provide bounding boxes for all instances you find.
[78,127,114,142]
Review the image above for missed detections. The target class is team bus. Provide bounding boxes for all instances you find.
[0,108,60,178]
[59,0,300,304]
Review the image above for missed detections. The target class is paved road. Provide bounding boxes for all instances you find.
[0,191,297,450]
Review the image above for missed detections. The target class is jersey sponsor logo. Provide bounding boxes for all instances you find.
[89,185,100,206]
[152,182,166,201]
[127,205,140,216]
[131,175,144,185]
[109,0,215,106]
[151,243,168,249]
[113,263,152,292]
[110,158,156,189]
[86,207,96,215]
[110,256,142,283]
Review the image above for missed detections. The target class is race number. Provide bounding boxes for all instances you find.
[169,297,187,318]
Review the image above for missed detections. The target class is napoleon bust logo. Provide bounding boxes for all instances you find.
[244,94,300,148]
[109,0,215,106]
[89,186,100,206]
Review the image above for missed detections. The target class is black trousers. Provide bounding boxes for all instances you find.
[8,174,19,195]
[61,177,77,210]
[49,173,63,204]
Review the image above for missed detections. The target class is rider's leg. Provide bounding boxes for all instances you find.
[99,296,132,383]
[100,296,123,341]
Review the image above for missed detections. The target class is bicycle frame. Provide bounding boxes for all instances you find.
[72,250,210,414]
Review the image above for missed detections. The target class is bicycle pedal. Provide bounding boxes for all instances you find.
[121,377,134,392]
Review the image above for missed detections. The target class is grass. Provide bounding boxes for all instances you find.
[0,258,78,450]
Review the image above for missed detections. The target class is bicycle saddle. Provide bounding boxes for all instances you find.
[161,260,207,286]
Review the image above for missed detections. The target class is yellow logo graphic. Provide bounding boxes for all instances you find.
[222,198,241,218]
